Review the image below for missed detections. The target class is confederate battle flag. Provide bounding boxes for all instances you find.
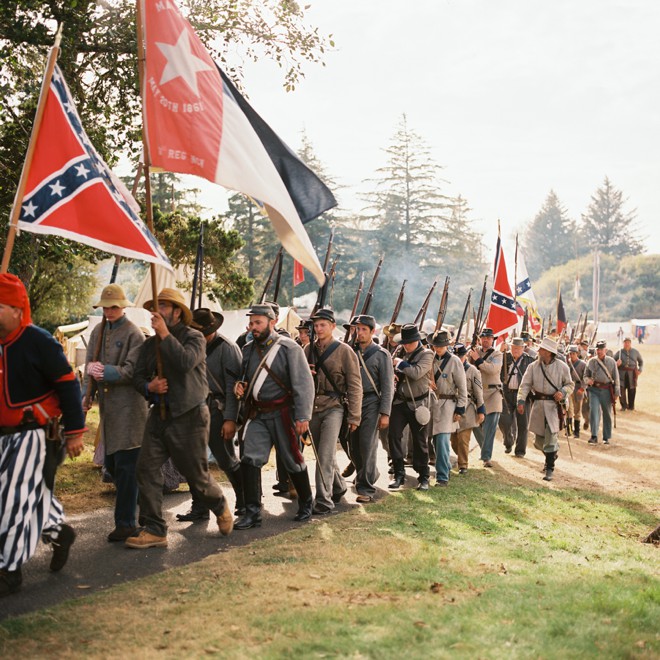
[485,235,519,340]
[17,65,171,269]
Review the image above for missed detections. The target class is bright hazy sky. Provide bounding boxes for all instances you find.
[194,0,660,257]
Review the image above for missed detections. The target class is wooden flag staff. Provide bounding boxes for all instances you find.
[136,0,165,418]
[1,25,63,274]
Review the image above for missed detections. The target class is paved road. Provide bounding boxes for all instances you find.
[1,452,391,621]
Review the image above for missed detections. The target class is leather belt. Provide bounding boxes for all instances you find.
[0,422,44,435]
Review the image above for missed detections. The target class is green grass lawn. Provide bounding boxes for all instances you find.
[1,469,658,659]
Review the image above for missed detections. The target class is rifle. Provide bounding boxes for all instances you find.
[190,221,205,310]
[414,278,438,331]
[360,255,384,316]
[453,288,472,345]
[384,279,407,352]
[312,229,335,315]
[434,276,450,332]
[589,323,599,346]
[272,249,284,303]
[470,276,488,349]
[343,272,364,343]
[570,312,582,344]
[540,316,545,340]
[521,306,529,335]
[259,247,284,304]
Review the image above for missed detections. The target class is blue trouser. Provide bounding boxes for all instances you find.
[433,432,451,482]
[473,412,500,461]
[105,446,140,529]
[350,395,381,497]
[588,386,613,441]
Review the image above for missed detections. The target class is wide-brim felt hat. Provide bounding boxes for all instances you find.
[192,307,224,336]
[429,330,451,347]
[93,283,133,309]
[383,323,402,338]
[511,337,525,347]
[538,337,558,355]
[143,288,192,325]
[400,323,423,344]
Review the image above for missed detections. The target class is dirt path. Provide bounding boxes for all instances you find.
[491,345,660,504]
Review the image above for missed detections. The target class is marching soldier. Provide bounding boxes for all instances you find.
[388,324,434,490]
[584,340,620,445]
[350,315,394,503]
[566,345,587,438]
[469,328,503,468]
[428,331,467,487]
[521,331,538,359]
[176,308,244,523]
[226,304,315,529]
[517,337,573,481]
[304,308,362,515]
[613,338,643,411]
[450,344,486,474]
[498,337,534,457]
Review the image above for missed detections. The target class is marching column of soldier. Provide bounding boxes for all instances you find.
[1,268,643,597]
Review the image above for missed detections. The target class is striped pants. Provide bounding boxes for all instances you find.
[0,429,65,571]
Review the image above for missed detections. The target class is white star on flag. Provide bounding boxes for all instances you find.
[49,180,65,197]
[23,200,38,217]
[156,30,213,97]
[75,163,90,178]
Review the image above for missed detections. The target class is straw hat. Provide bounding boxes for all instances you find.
[143,288,193,326]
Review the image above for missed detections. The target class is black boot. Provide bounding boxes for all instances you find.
[234,463,262,530]
[388,459,405,490]
[226,467,245,517]
[176,487,210,522]
[289,469,313,522]
[573,419,580,439]
[543,451,556,481]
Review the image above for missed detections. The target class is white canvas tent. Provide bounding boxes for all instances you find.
[631,319,660,345]
[134,263,223,313]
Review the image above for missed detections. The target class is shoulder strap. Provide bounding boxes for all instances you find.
[357,347,381,398]
[433,352,452,381]
[595,357,614,383]
[539,360,560,393]
[244,337,281,400]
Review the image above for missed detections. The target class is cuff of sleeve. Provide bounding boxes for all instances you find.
[104,365,120,383]
[474,358,484,367]
[455,407,465,415]
[477,405,487,414]
[65,427,88,436]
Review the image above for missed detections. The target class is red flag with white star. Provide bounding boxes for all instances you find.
[17,65,171,269]
[141,0,334,285]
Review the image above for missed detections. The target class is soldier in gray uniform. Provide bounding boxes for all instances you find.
[584,340,620,445]
[517,337,573,481]
[521,331,538,359]
[566,345,587,438]
[226,304,315,529]
[350,315,394,503]
[176,308,244,523]
[428,331,467,486]
[304,308,362,514]
[498,337,534,457]
[469,328,503,467]
[388,324,434,490]
[451,344,486,474]
[613,338,643,411]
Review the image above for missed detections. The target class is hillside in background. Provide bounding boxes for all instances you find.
[533,253,660,322]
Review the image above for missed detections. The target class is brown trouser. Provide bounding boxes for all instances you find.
[450,428,472,470]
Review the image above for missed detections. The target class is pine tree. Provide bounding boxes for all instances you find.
[523,190,576,280]
[580,177,644,258]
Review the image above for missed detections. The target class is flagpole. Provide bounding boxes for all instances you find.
[136,0,165,418]
[513,233,519,333]
[556,279,560,335]
[1,25,63,274]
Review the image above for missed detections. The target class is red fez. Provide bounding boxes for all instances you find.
[0,274,32,327]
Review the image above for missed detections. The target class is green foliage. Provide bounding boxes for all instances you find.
[523,190,577,281]
[534,253,660,321]
[580,177,644,258]
[153,206,253,308]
